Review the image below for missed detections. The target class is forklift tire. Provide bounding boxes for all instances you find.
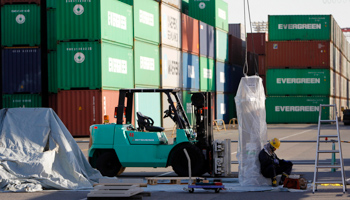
[96,151,124,177]
[170,143,205,177]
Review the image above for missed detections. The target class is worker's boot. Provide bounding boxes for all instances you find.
[271,177,277,187]
[279,173,288,185]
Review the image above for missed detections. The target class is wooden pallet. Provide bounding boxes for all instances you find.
[146,177,198,185]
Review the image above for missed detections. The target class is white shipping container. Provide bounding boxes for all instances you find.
[161,93,177,130]
[341,75,347,99]
[160,3,181,49]
[161,45,182,88]
[157,0,181,10]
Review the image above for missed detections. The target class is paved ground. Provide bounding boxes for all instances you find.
[1,123,350,199]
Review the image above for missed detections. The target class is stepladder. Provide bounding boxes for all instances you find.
[313,104,347,193]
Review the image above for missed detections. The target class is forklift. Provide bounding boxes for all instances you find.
[88,89,223,177]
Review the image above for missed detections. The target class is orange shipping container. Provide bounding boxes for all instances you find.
[56,90,134,137]
[182,14,199,55]
[258,55,266,76]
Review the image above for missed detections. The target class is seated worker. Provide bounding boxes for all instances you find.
[259,138,293,187]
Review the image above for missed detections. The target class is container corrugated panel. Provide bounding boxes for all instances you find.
[57,90,132,136]
[181,90,195,125]
[182,52,199,90]
[258,55,266,76]
[48,51,57,93]
[134,89,161,127]
[161,92,178,130]
[182,14,199,55]
[49,93,57,113]
[57,0,133,47]
[120,0,160,45]
[2,94,42,108]
[199,56,215,92]
[266,96,331,123]
[216,62,233,93]
[228,35,244,66]
[228,23,246,41]
[199,22,215,58]
[232,65,244,95]
[247,33,267,55]
[216,29,229,63]
[266,41,332,69]
[157,0,181,10]
[266,69,332,96]
[1,0,40,5]
[247,52,259,76]
[182,0,189,14]
[341,76,347,98]
[160,3,181,49]
[57,41,134,90]
[47,0,56,8]
[161,46,182,88]
[216,93,230,123]
[2,48,41,94]
[189,0,228,32]
[268,15,332,41]
[47,9,57,50]
[134,40,160,88]
[1,4,40,46]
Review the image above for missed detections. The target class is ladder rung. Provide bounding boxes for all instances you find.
[316,165,342,168]
[320,120,336,123]
[317,150,339,153]
[315,181,344,184]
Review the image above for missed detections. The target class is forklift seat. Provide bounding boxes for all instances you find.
[137,112,164,132]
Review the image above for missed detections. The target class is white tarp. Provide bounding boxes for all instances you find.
[0,108,102,192]
[234,76,269,186]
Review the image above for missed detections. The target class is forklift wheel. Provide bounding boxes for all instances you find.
[96,151,123,177]
[189,188,194,193]
[171,144,205,177]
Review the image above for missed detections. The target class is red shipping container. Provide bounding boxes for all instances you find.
[49,93,58,114]
[266,41,331,69]
[228,34,244,66]
[1,0,40,5]
[258,55,266,76]
[247,33,267,55]
[56,90,134,137]
[182,14,199,55]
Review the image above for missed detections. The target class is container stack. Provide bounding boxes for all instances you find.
[265,15,350,123]
[343,28,350,43]
[53,0,135,136]
[1,0,42,108]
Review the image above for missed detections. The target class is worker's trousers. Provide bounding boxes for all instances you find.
[261,160,293,178]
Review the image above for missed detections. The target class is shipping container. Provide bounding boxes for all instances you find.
[161,92,178,130]
[199,56,215,92]
[266,96,331,123]
[247,33,267,55]
[56,0,133,47]
[120,0,160,45]
[188,0,228,32]
[1,4,40,46]
[260,75,267,95]
[56,90,134,137]
[180,89,196,125]
[216,92,230,123]
[182,14,199,55]
[232,65,244,95]
[228,23,246,41]
[228,34,244,66]
[157,0,181,10]
[258,55,266,75]
[228,93,236,119]
[47,8,57,50]
[216,62,233,93]
[216,28,229,63]
[134,40,160,88]
[247,52,259,76]
[182,0,189,14]
[2,48,41,94]
[134,88,161,128]
[160,3,181,49]
[161,46,182,88]
[47,0,56,8]
[182,52,199,90]
[2,94,42,108]
[48,51,57,93]
[57,41,134,90]
[1,0,40,5]
[49,93,57,113]
[199,22,215,58]
[266,69,335,96]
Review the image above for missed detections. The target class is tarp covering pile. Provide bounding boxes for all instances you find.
[234,76,269,186]
[0,108,102,192]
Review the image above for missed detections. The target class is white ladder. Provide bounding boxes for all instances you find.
[313,104,347,193]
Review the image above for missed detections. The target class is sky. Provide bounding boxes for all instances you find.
[225,0,350,32]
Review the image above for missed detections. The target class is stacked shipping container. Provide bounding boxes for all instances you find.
[1,1,42,108]
[266,15,350,123]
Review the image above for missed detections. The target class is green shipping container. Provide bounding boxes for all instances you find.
[48,51,57,93]
[134,40,160,88]
[189,0,228,32]
[266,96,330,123]
[47,9,57,50]
[57,0,133,47]
[266,69,332,96]
[200,56,216,92]
[182,0,189,14]
[47,0,56,8]
[216,29,229,62]
[1,4,41,46]
[181,90,198,125]
[119,0,160,45]
[57,41,134,90]
[2,94,42,108]
[268,15,331,41]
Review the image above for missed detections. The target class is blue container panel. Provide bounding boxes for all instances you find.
[182,52,199,90]
[2,48,41,94]
[216,93,229,122]
[232,65,244,95]
[199,21,215,58]
[216,62,235,93]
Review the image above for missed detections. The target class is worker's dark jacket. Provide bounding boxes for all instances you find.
[258,149,293,178]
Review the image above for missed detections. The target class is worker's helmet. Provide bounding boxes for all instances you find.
[269,138,280,149]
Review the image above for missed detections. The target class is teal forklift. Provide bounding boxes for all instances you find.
[88,89,214,177]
